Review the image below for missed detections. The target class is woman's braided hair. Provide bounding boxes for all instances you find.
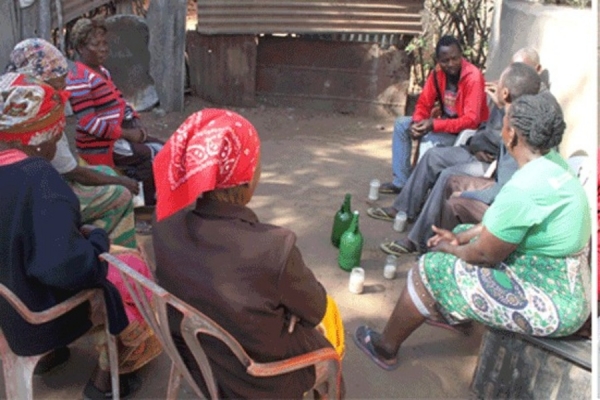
[507,91,566,151]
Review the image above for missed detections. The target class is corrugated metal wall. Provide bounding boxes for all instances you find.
[49,0,112,26]
[196,0,424,35]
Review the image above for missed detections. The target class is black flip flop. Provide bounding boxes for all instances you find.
[83,373,142,400]
[353,326,399,371]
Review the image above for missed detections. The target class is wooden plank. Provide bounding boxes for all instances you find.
[186,32,257,107]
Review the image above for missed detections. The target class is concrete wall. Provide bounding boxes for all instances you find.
[486,0,596,159]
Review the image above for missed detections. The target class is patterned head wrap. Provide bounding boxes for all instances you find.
[0,73,68,146]
[7,38,68,82]
[153,108,261,221]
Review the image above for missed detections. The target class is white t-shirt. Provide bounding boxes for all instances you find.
[50,134,78,174]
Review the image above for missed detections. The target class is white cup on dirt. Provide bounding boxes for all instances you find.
[348,267,365,294]
[393,211,407,232]
[383,255,397,280]
[368,179,380,201]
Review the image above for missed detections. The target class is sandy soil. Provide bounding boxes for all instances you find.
[2,95,484,399]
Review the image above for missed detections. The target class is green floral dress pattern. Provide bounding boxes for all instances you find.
[419,228,590,338]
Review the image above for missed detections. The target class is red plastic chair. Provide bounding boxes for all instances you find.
[0,285,120,400]
[100,252,343,400]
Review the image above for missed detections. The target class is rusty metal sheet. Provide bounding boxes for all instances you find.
[256,36,409,115]
[50,0,112,27]
[186,32,257,107]
[196,0,423,35]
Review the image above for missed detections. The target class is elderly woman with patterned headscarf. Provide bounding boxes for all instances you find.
[353,92,591,371]
[7,37,141,248]
[0,72,161,399]
[152,109,344,399]
[66,17,163,206]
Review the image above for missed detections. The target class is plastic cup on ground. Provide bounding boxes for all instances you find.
[368,179,381,201]
[393,211,407,232]
[348,267,365,294]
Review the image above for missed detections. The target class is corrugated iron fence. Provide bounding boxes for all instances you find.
[0,0,114,68]
[195,0,424,35]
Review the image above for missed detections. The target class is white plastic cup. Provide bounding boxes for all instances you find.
[383,254,397,279]
[393,211,407,232]
[368,179,381,201]
[132,181,145,208]
[386,254,398,266]
[383,264,397,280]
[348,267,365,294]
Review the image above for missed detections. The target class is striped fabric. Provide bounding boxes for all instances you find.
[66,62,136,166]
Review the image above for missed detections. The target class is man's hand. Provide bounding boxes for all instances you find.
[474,151,496,163]
[427,225,459,248]
[121,127,145,143]
[410,119,433,139]
[430,105,442,119]
[118,176,140,195]
[485,81,501,108]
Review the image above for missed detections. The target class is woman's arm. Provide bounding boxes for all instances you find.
[63,165,139,194]
[427,223,483,248]
[279,246,327,328]
[432,226,518,266]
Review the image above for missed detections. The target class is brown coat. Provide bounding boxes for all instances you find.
[153,197,330,399]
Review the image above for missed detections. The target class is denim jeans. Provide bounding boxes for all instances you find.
[391,116,456,187]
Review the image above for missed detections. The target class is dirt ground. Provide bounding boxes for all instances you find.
[0,95,485,399]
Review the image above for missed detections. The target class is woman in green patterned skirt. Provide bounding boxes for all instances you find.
[354,91,591,371]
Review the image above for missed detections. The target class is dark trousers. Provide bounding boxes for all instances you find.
[440,175,495,229]
[113,136,163,206]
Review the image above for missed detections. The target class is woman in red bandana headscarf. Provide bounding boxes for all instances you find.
[0,73,161,399]
[152,109,343,399]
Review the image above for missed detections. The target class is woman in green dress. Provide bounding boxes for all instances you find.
[354,91,591,371]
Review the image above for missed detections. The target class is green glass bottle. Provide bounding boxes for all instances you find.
[330,193,352,248]
[338,211,364,271]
